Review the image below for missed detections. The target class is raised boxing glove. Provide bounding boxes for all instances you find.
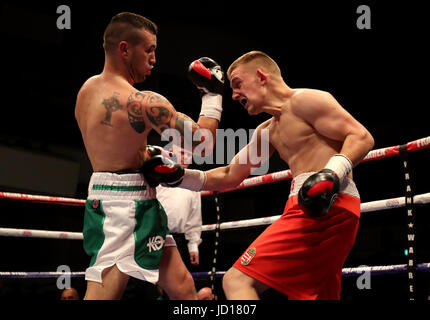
[188,57,224,121]
[188,57,224,95]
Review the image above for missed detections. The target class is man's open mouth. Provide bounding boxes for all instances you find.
[240,98,248,108]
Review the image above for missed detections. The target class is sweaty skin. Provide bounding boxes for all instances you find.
[201,55,374,300]
[203,63,374,191]
[75,30,217,173]
[75,25,219,300]
[75,77,207,172]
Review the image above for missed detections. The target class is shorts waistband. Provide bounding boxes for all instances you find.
[88,172,156,201]
[289,172,360,199]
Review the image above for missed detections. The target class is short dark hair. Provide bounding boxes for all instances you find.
[103,12,158,53]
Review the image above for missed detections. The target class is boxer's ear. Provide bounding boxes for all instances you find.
[119,41,129,58]
[256,69,268,85]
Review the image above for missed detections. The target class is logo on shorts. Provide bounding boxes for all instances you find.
[147,236,164,252]
[241,247,256,266]
[92,200,99,209]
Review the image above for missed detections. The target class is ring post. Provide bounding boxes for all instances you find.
[399,144,416,301]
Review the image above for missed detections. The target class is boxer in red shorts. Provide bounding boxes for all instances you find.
[143,51,374,299]
[232,173,361,299]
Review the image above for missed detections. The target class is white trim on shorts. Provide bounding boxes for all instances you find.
[84,172,175,284]
[289,172,360,199]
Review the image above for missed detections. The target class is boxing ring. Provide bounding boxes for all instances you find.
[1,136,430,300]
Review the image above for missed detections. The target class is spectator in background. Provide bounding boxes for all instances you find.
[61,287,80,300]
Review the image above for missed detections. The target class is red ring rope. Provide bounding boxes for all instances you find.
[0,136,428,203]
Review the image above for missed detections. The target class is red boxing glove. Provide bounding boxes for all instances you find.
[188,57,224,121]
[188,57,224,95]
[146,145,177,162]
[298,169,340,217]
[140,155,184,188]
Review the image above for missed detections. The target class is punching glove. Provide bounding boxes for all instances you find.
[298,154,353,217]
[140,154,184,188]
[142,146,206,191]
[298,169,340,217]
[188,57,224,121]
[146,145,177,163]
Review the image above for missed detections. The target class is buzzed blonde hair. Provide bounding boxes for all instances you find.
[227,51,282,80]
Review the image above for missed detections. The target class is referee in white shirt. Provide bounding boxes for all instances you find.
[156,186,202,266]
[156,147,203,267]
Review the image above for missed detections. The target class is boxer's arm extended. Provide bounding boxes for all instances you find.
[204,163,251,191]
[203,124,275,190]
[293,90,374,166]
[142,124,275,191]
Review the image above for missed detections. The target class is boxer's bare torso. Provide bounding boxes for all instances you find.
[261,89,352,178]
[204,66,373,189]
[75,74,204,172]
[213,52,375,300]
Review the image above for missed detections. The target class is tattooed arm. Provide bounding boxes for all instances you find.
[127,90,218,152]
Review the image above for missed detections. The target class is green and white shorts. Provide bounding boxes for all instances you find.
[83,172,176,284]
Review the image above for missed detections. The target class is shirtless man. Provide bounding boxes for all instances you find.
[144,51,374,299]
[74,12,224,300]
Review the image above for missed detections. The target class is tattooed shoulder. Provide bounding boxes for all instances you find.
[101,92,122,127]
[144,91,175,133]
[127,91,147,133]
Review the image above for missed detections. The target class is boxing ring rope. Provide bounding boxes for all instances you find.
[1,191,429,239]
[0,192,85,206]
[1,136,430,297]
[2,262,430,279]
[1,136,429,204]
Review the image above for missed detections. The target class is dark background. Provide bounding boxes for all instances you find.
[0,1,429,300]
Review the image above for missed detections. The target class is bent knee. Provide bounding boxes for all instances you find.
[174,269,194,290]
[223,267,249,291]
[183,271,194,287]
[169,271,195,299]
[223,267,268,299]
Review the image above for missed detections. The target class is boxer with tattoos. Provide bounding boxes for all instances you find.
[75,12,223,300]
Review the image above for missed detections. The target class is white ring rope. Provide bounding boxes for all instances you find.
[0,228,83,240]
[0,137,429,291]
[1,136,429,204]
[1,192,429,239]
[0,192,85,206]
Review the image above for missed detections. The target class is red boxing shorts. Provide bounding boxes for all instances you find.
[233,172,360,300]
